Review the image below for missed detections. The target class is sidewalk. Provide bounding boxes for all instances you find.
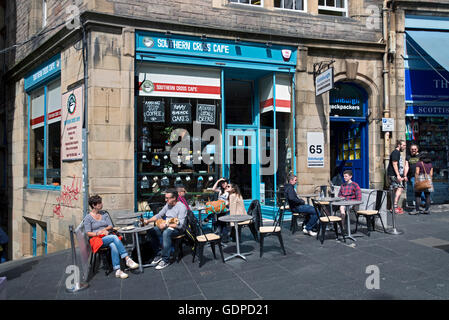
[1,207,449,300]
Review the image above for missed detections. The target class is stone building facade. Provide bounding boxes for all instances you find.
[3,0,392,259]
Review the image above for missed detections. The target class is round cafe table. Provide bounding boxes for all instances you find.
[118,224,153,273]
[333,200,364,241]
[298,193,319,205]
[218,215,253,261]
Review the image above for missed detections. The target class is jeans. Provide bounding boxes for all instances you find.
[292,204,319,231]
[407,177,425,205]
[147,226,180,263]
[101,235,128,270]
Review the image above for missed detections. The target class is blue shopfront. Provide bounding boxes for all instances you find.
[134,31,297,218]
[329,82,370,189]
[404,15,449,204]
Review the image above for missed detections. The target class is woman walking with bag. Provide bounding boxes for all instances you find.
[413,152,433,215]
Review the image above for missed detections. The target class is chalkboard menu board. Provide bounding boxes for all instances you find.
[170,102,192,124]
[141,98,165,123]
[196,104,216,125]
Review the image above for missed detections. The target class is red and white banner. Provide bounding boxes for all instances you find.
[138,64,221,99]
[259,74,292,113]
[30,84,62,129]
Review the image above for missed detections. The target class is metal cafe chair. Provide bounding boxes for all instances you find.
[312,198,346,245]
[355,190,388,236]
[257,195,287,257]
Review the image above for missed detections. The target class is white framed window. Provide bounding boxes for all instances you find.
[274,0,305,11]
[229,0,263,6]
[318,0,347,17]
[42,0,47,28]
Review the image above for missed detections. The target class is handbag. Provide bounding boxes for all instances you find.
[414,163,432,191]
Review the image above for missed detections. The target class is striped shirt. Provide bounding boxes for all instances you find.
[338,181,362,201]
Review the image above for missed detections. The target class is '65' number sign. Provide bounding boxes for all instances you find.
[307,132,324,168]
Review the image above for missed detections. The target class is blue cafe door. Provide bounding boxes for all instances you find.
[329,82,369,188]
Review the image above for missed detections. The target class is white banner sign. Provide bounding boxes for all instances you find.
[138,64,221,99]
[315,67,334,96]
[307,132,324,168]
[61,86,83,161]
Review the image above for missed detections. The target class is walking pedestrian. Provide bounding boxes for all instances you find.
[412,152,433,215]
[405,143,425,210]
[387,140,407,214]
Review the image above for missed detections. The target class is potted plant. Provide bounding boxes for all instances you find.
[162,126,174,151]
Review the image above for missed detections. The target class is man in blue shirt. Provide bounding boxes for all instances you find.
[284,174,319,236]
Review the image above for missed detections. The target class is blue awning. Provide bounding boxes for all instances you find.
[406,30,449,72]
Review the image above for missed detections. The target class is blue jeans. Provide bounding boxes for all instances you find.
[407,177,426,205]
[292,204,319,231]
[101,235,128,270]
[148,227,180,263]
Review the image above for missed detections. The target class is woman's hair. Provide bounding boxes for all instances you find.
[219,179,228,193]
[88,194,102,209]
[419,152,432,163]
[229,183,242,197]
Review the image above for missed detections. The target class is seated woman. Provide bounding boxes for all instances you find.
[84,194,139,279]
[203,177,229,223]
[227,183,248,241]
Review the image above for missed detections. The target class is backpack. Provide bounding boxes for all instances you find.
[181,210,199,249]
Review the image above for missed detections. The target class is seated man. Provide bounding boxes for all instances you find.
[337,170,362,225]
[143,188,187,270]
[284,174,319,236]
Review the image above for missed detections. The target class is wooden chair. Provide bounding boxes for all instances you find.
[356,190,387,236]
[312,198,346,245]
[257,196,287,257]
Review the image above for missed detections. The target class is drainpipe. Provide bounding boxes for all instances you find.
[382,0,391,184]
[82,21,89,217]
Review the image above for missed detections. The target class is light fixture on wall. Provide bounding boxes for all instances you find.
[201,34,207,40]
[235,37,240,43]
[266,41,272,47]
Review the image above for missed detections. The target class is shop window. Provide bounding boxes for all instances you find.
[229,0,262,6]
[274,0,304,11]
[28,78,61,187]
[136,96,221,208]
[406,116,449,182]
[318,0,347,17]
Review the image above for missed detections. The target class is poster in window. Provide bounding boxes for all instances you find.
[196,104,216,125]
[141,97,165,123]
[170,102,192,124]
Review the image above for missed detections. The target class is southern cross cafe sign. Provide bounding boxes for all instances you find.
[61,86,84,161]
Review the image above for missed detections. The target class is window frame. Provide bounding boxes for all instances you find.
[273,0,306,12]
[229,0,264,6]
[42,0,47,28]
[27,77,61,191]
[318,0,348,17]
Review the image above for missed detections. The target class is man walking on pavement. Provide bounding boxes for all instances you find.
[387,140,407,214]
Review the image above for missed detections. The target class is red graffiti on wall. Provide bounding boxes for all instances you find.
[53,175,82,218]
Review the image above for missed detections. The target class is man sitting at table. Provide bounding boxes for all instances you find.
[143,188,187,270]
[285,174,319,236]
[337,170,362,226]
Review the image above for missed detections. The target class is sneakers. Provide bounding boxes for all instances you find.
[115,269,128,279]
[394,207,404,214]
[126,258,139,269]
[409,210,418,215]
[149,256,162,267]
[303,228,318,237]
[155,260,170,270]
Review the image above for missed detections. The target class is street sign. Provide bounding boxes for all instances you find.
[307,132,324,168]
[315,67,334,96]
[382,118,394,131]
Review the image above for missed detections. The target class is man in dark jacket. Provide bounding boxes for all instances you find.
[284,174,319,236]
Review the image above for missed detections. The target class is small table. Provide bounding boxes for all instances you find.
[316,197,345,215]
[118,224,153,273]
[115,212,144,220]
[218,215,253,261]
[298,193,319,205]
[333,200,364,241]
